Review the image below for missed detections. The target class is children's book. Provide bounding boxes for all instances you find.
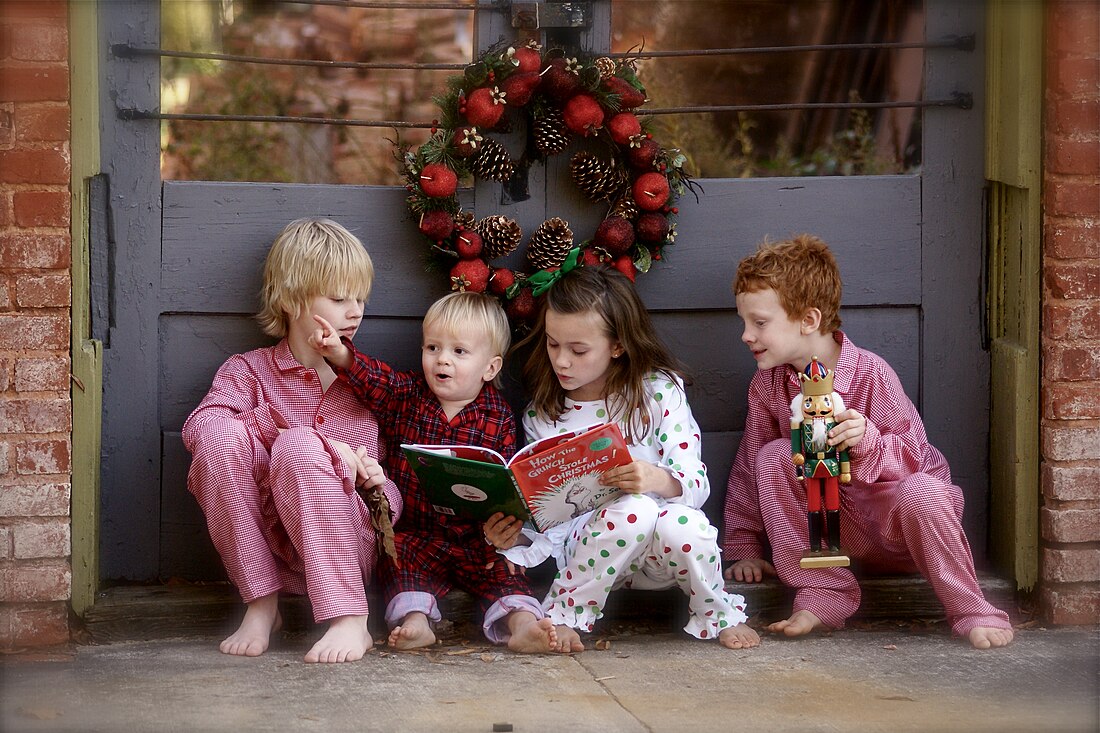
[402,422,631,532]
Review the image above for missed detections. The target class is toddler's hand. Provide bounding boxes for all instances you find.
[483,512,523,550]
[829,409,866,451]
[485,558,526,576]
[724,557,776,583]
[308,315,352,369]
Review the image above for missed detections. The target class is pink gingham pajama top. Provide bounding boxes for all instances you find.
[722,331,1011,636]
[182,339,402,623]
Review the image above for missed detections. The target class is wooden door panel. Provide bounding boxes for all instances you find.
[157,175,926,580]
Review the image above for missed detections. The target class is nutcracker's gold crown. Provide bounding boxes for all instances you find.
[799,356,834,396]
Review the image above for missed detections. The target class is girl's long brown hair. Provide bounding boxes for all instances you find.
[516,265,687,444]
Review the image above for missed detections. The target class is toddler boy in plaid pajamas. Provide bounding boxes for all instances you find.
[723,234,1014,649]
[310,291,561,653]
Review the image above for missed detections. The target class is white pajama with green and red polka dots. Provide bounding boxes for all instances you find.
[520,373,749,639]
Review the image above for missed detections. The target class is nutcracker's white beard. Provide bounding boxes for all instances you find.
[810,418,829,452]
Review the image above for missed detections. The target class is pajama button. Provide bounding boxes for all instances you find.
[316,415,324,425]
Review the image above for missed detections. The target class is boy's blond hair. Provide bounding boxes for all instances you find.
[733,233,843,333]
[423,291,511,385]
[257,218,374,338]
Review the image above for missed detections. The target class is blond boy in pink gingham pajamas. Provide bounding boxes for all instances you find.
[184,218,402,663]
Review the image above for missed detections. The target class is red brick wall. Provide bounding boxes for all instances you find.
[1040,0,1100,625]
[0,0,72,648]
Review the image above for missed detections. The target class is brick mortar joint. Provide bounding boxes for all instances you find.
[1042,498,1100,509]
[1042,541,1100,551]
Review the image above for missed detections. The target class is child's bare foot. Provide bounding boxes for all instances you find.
[505,613,557,654]
[550,624,585,654]
[304,614,372,663]
[220,592,281,657]
[968,626,1014,649]
[767,609,825,637]
[719,623,761,649]
[387,612,436,651]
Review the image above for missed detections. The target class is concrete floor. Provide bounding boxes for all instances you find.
[2,621,1097,733]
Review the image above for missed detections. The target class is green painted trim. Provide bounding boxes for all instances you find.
[985,1,1042,590]
[70,0,103,617]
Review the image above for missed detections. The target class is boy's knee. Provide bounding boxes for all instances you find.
[191,419,251,465]
[896,473,962,518]
[270,427,329,480]
[756,439,795,476]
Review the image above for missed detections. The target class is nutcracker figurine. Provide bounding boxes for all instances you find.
[791,356,851,569]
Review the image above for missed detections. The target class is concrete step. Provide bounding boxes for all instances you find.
[81,574,1018,644]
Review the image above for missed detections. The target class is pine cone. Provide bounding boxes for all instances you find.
[453,210,475,231]
[570,151,628,202]
[533,106,570,156]
[594,57,617,80]
[474,215,523,260]
[469,138,515,182]
[608,193,640,222]
[527,217,574,270]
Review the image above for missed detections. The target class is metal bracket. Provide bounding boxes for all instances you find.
[511,2,590,29]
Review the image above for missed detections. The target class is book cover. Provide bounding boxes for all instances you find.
[402,422,632,531]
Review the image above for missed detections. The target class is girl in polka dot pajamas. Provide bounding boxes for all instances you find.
[484,264,759,652]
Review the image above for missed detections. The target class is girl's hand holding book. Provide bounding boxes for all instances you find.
[599,460,683,499]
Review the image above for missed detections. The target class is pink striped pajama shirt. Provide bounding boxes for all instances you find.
[723,331,1011,636]
[182,339,402,623]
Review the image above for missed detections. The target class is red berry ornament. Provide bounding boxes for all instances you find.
[562,94,604,136]
[514,45,542,74]
[540,57,580,102]
[465,87,505,129]
[420,163,458,198]
[607,112,642,146]
[628,138,661,170]
[632,171,671,211]
[489,267,516,296]
[455,230,483,259]
[581,247,609,266]
[594,216,636,256]
[506,287,536,322]
[450,258,490,293]
[604,76,646,109]
[612,255,637,282]
[418,210,455,241]
[634,212,670,243]
[500,71,540,107]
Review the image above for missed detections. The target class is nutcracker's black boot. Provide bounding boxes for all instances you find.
[826,510,842,553]
[807,511,823,552]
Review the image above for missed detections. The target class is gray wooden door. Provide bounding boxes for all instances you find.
[96,1,989,582]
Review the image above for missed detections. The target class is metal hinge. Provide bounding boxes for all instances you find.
[511,2,590,29]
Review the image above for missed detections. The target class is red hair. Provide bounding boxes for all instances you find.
[733,234,842,333]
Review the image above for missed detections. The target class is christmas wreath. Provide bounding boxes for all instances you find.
[402,40,696,329]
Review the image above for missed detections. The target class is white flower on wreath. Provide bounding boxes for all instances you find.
[461,127,483,150]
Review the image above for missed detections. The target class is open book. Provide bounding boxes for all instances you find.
[402,422,631,532]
